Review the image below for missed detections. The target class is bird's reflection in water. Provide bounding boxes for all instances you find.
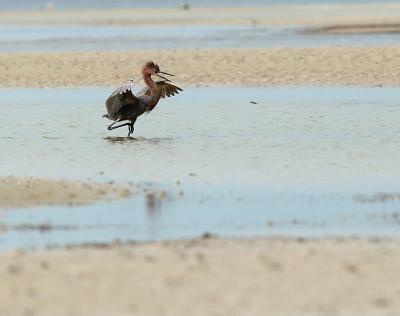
[145,191,165,220]
[103,136,137,143]
[103,136,173,144]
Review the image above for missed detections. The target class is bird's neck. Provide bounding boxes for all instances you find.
[143,73,157,91]
[143,73,161,105]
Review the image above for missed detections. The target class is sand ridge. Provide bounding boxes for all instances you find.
[1,47,400,88]
[2,4,400,27]
[0,176,133,209]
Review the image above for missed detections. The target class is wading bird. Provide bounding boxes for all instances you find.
[103,61,183,137]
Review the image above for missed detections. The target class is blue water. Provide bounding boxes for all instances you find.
[0,0,396,10]
[2,24,400,52]
[2,185,400,250]
[1,86,400,249]
[1,0,399,52]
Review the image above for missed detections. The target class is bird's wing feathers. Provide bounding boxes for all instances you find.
[109,79,135,97]
[140,81,183,99]
[141,81,183,113]
[156,81,183,99]
[105,79,139,119]
[106,80,182,119]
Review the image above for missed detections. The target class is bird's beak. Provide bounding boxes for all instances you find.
[156,74,172,82]
[158,71,174,77]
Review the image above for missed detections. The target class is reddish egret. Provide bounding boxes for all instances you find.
[103,61,182,137]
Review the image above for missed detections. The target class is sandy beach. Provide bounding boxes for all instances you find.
[1,46,400,88]
[0,177,133,209]
[0,237,399,316]
[2,4,400,27]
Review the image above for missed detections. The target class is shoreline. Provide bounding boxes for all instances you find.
[305,23,400,34]
[2,47,400,88]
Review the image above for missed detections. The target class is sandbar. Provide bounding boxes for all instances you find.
[0,176,133,209]
[0,237,399,316]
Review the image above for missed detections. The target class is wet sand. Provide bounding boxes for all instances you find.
[2,46,400,87]
[306,23,400,35]
[0,237,399,316]
[0,177,133,209]
[2,4,400,27]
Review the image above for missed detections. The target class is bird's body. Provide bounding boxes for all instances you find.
[103,61,182,137]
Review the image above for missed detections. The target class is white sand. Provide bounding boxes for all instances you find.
[0,237,399,316]
[2,47,400,88]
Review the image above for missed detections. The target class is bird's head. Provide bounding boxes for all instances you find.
[142,61,174,82]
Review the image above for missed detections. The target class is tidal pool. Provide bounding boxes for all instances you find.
[2,24,400,52]
[1,86,400,249]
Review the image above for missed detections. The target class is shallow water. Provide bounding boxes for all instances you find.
[0,0,394,10]
[2,86,400,186]
[2,186,400,250]
[0,24,292,52]
[1,86,400,249]
[2,24,400,52]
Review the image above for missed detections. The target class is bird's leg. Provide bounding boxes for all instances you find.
[127,124,134,137]
[107,122,131,131]
[127,119,136,137]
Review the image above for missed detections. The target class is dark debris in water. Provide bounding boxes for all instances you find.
[0,223,137,234]
[354,193,400,203]
[47,239,138,250]
[0,223,78,232]
[41,136,63,140]
[201,232,216,239]
[367,212,400,225]
[266,219,327,228]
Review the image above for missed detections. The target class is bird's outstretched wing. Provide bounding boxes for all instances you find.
[156,81,183,98]
[140,81,183,98]
[138,81,183,112]
[155,81,183,99]
[105,79,139,120]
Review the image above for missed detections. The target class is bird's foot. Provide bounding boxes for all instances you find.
[107,122,116,130]
[127,124,134,137]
